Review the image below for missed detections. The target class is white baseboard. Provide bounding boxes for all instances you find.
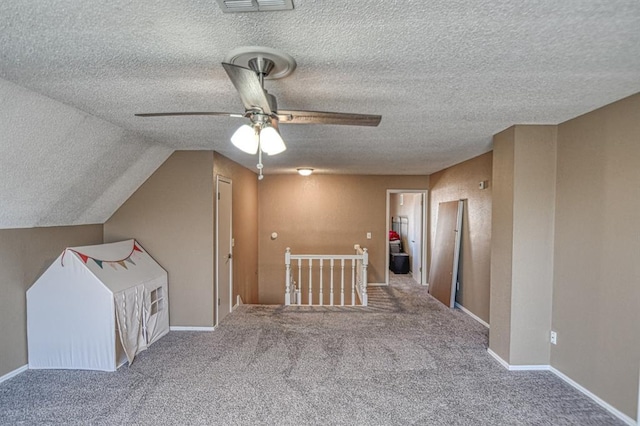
[487,349,636,425]
[233,295,243,311]
[169,326,216,331]
[487,348,512,370]
[549,367,636,426]
[0,364,28,384]
[455,302,490,328]
[368,282,387,287]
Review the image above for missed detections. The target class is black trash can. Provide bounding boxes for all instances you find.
[390,253,410,274]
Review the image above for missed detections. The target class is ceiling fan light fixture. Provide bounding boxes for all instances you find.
[260,125,286,155]
[297,168,313,176]
[231,124,259,154]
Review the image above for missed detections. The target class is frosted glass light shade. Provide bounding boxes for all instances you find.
[297,168,313,176]
[260,126,286,155]
[231,124,259,154]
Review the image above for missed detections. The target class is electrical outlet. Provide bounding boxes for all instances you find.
[550,331,557,345]
[366,232,372,239]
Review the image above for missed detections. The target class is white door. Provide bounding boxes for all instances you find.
[216,176,232,325]
[409,194,423,284]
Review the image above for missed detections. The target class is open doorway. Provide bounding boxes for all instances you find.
[386,189,428,286]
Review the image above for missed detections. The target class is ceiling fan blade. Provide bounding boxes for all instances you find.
[135,112,244,118]
[222,63,272,114]
[276,110,381,127]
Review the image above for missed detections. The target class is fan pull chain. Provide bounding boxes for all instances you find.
[257,147,264,180]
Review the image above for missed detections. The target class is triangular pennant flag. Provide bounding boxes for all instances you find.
[133,243,142,253]
[93,259,103,269]
[125,257,136,266]
[78,253,89,264]
[118,261,128,270]
[108,262,117,270]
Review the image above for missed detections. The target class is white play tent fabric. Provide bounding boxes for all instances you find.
[27,239,169,371]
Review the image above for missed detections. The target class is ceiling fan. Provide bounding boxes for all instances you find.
[135,47,382,179]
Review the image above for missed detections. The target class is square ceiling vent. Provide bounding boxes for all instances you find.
[216,0,294,13]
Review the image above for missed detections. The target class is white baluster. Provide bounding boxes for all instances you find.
[297,258,302,305]
[351,260,356,306]
[340,259,345,306]
[319,259,323,306]
[362,248,369,306]
[308,258,313,305]
[285,248,291,305]
[330,259,335,306]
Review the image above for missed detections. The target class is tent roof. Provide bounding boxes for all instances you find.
[66,240,166,294]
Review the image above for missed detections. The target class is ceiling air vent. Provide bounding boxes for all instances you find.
[216,0,293,13]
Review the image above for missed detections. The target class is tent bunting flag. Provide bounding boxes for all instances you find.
[61,240,144,270]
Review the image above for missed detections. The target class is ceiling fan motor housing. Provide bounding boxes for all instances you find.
[248,57,275,77]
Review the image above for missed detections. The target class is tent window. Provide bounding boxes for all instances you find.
[150,287,164,316]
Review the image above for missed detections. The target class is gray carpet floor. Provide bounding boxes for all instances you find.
[0,273,625,425]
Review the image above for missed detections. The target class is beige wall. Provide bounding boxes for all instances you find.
[489,95,639,419]
[489,127,515,362]
[213,153,259,305]
[258,174,428,304]
[552,93,640,419]
[0,225,103,377]
[429,152,492,324]
[489,126,557,365]
[105,151,216,327]
[510,126,557,365]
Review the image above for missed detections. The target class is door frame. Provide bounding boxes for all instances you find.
[385,189,428,286]
[215,175,233,326]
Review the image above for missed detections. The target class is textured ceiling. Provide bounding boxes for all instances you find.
[1,0,639,228]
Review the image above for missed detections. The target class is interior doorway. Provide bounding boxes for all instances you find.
[386,189,428,286]
[215,176,233,325]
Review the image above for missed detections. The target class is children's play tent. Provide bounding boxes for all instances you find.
[27,239,169,371]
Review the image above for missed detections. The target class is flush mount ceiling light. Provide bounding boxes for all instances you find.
[135,47,381,180]
[297,168,313,176]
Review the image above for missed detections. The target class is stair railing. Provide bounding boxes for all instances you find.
[285,245,368,306]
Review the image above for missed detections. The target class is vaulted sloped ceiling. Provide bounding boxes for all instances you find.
[0,78,172,228]
[0,0,639,228]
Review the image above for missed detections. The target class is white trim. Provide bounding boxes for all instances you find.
[549,367,636,426]
[367,282,387,287]
[455,302,490,328]
[233,295,243,310]
[508,364,551,371]
[215,175,233,326]
[0,364,28,384]
[169,326,216,331]
[487,349,637,425]
[487,348,511,370]
[488,348,550,371]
